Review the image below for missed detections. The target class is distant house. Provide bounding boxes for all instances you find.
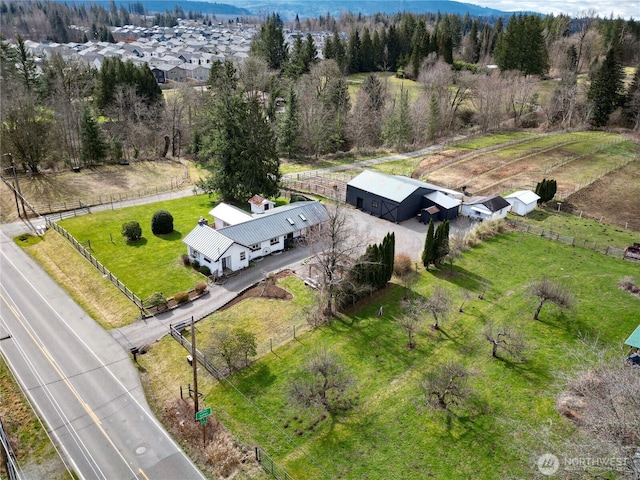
[346,170,461,223]
[183,201,329,277]
[461,196,511,221]
[151,67,166,84]
[505,190,540,216]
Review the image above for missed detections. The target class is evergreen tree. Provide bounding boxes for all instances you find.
[427,92,441,142]
[435,220,450,266]
[80,106,107,166]
[383,87,412,150]
[277,86,302,157]
[422,219,435,270]
[495,14,548,76]
[199,94,280,201]
[624,65,640,130]
[587,47,625,127]
[347,29,361,74]
[250,13,288,70]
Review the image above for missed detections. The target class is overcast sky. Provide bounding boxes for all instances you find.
[468,0,638,20]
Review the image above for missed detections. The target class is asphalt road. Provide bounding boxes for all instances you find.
[0,231,207,480]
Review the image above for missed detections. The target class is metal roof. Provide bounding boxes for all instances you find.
[348,170,461,203]
[209,203,252,225]
[424,191,461,210]
[464,195,511,212]
[505,190,540,205]
[625,324,640,348]
[182,224,234,261]
[347,170,424,203]
[219,201,329,247]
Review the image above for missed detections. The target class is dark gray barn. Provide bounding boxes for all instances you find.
[346,170,462,223]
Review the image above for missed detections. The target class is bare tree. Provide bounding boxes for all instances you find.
[425,285,452,330]
[398,298,425,349]
[472,71,508,133]
[555,340,640,475]
[482,321,526,360]
[458,289,472,313]
[503,71,539,127]
[308,200,366,316]
[528,278,575,320]
[289,347,355,415]
[205,326,257,374]
[421,361,473,411]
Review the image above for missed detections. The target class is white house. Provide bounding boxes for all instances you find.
[183,201,329,277]
[504,190,540,216]
[461,196,511,221]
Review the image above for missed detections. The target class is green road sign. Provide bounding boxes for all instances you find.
[200,418,207,426]
[195,407,212,421]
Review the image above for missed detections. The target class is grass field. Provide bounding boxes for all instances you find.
[57,195,217,300]
[139,231,640,479]
[0,358,71,480]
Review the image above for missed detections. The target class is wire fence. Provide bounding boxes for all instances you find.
[507,219,627,258]
[0,417,19,480]
[46,220,145,310]
[169,321,297,480]
[31,176,188,216]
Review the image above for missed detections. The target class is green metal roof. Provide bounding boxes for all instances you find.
[624,324,640,348]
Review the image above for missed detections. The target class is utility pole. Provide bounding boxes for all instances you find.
[191,316,199,417]
[8,153,27,218]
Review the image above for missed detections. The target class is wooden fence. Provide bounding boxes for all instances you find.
[280,171,351,200]
[46,220,145,310]
[507,219,627,259]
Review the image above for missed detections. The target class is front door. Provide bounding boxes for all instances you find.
[222,256,231,270]
[356,197,363,209]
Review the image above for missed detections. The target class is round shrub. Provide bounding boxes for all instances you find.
[181,253,191,266]
[144,292,167,309]
[191,259,200,270]
[151,210,174,235]
[393,254,413,277]
[199,265,211,276]
[194,282,207,295]
[174,291,189,304]
[122,221,142,241]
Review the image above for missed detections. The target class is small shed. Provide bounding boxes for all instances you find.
[422,191,461,221]
[505,190,540,216]
[461,196,511,221]
[249,195,275,214]
[419,206,440,223]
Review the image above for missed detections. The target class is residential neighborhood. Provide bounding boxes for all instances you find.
[21,19,330,83]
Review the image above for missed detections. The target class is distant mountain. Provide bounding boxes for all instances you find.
[228,0,509,20]
[52,0,251,17]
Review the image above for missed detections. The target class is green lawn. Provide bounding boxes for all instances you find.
[58,195,217,299]
[161,232,640,479]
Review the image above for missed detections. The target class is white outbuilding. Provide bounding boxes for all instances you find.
[504,190,540,216]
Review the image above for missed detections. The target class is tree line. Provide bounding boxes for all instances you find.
[1,9,640,192]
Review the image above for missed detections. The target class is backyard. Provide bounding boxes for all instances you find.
[138,231,640,479]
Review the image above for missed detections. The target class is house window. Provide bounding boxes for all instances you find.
[249,244,260,251]
[270,237,279,245]
[240,252,246,261]
[372,200,379,208]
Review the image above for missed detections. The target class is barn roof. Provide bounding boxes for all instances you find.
[505,190,540,204]
[347,170,423,203]
[182,224,234,261]
[625,324,640,348]
[219,201,329,247]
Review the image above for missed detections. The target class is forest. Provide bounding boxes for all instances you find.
[1,4,639,199]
